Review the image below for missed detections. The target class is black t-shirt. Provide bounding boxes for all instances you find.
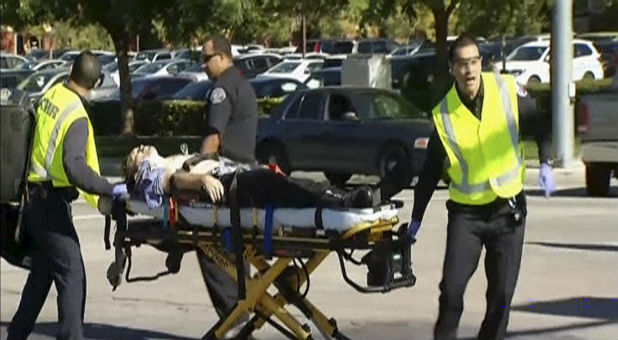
[205,66,258,163]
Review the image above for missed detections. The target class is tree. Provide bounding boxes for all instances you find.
[454,0,552,38]
[412,0,459,104]
[0,0,210,135]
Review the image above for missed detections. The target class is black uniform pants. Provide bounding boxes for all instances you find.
[434,192,526,340]
[7,185,86,340]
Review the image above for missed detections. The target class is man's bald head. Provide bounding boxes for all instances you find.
[70,50,101,89]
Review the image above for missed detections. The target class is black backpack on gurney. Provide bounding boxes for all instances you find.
[0,89,35,270]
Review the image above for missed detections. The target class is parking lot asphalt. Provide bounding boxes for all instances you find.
[2,166,617,340]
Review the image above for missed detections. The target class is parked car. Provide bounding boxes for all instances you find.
[134,49,172,62]
[592,40,618,77]
[0,52,28,70]
[20,59,67,71]
[105,60,150,85]
[234,53,283,78]
[17,68,118,104]
[249,77,306,99]
[127,76,193,100]
[305,67,342,88]
[257,59,324,83]
[256,87,431,186]
[355,38,399,54]
[388,41,424,57]
[177,63,209,82]
[576,73,618,196]
[1,59,67,89]
[133,59,194,78]
[171,80,214,101]
[58,50,82,64]
[97,53,117,67]
[501,39,604,85]
[576,31,618,44]
[296,39,355,55]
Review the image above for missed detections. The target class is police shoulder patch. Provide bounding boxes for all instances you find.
[210,87,227,104]
[516,84,527,97]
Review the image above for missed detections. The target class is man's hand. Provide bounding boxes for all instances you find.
[112,183,129,201]
[201,175,224,203]
[406,219,422,244]
[538,163,556,198]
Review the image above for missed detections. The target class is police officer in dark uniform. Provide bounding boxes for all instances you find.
[198,35,258,330]
[7,51,128,340]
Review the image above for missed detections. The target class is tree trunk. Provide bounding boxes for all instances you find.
[432,7,452,106]
[112,33,135,136]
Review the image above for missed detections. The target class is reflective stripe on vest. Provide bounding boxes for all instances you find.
[438,73,521,195]
[36,100,82,179]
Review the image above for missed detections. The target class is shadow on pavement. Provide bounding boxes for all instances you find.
[512,296,618,320]
[1,321,196,340]
[525,186,618,198]
[527,241,618,252]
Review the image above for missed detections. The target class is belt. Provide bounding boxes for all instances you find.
[28,181,79,201]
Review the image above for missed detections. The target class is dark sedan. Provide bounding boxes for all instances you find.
[256,87,431,186]
[250,77,306,99]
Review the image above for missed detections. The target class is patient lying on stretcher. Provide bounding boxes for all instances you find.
[123,145,403,209]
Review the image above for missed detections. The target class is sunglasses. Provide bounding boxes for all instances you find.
[202,53,220,64]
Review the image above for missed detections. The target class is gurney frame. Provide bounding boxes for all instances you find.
[105,201,416,340]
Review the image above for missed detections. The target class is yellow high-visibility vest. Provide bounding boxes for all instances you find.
[28,83,101,208]
[432,72,525,205]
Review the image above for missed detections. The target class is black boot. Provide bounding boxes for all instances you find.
[342,186,381,208]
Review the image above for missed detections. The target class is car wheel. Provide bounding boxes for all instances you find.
[378,144,411,181]
[324,172,352,188]
[583,72,595,81]
[526,75,541,87]
[256,142,291,175]
[586,163,610,197]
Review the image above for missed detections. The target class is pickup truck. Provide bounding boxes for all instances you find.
[577,73,618,196]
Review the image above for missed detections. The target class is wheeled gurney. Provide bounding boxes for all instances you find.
[105,195,416,340]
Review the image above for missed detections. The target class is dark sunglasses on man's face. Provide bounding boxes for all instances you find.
[202,53,219,64]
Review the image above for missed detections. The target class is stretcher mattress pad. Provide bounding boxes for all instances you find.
[126,199,398,233]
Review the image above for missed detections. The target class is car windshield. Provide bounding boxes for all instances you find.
[135,62,166,74]
[331,41,354,54]
[269,61,300,73]
[356,92,425,120]
[508,46,547,61]
[135,51,157,61]
[18,72,58,92]
[60,53,79,62]
[130,79,153,98]
[19,61,37,70]
[172,81,213,100]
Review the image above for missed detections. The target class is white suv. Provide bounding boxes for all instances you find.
[499,39,604,86]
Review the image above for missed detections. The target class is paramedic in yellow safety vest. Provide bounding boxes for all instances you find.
[407,35,556,340]
[7,51,128,340]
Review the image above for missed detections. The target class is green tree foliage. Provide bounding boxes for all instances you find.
[455,0,552,38]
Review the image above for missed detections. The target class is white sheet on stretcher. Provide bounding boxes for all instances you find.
[126,200,399,233]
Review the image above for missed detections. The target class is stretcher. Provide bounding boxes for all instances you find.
[104,195,416,340]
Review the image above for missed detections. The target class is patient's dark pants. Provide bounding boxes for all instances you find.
[219,169,346,208]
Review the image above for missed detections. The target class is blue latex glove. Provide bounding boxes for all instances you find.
[112,183,129,201]
[538,163,556,198]
[407,219,422,243]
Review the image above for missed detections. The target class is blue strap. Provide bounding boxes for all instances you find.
[222,227,233,253]
[263,205,274,258]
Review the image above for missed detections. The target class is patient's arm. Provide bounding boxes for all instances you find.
[164,171,224,202]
